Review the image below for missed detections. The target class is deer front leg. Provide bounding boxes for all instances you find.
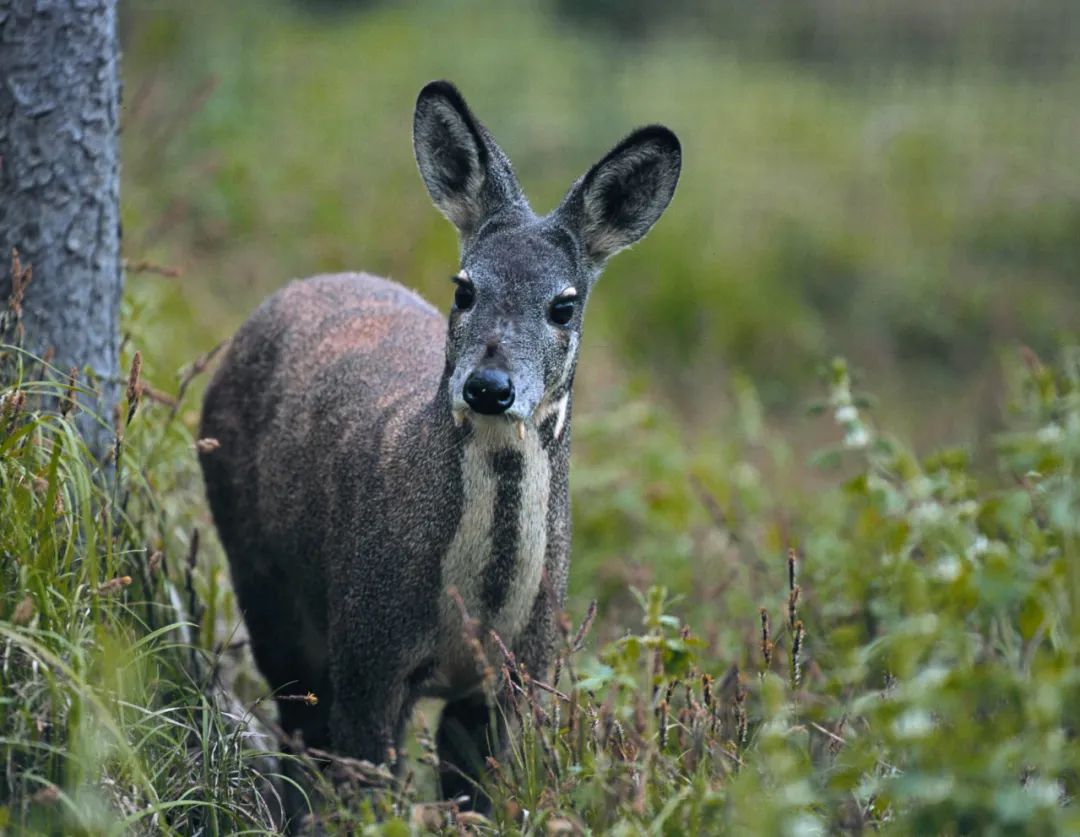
[326,587,414,769]
[436,691,505,811]
[437,582,560,811]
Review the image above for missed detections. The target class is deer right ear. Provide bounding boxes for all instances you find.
[557,125,681,267]
[413,81,525,243]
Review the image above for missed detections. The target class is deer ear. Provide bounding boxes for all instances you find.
[557,125,681,266]
[413,81,526,242]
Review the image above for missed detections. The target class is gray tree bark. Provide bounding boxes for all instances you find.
[0,0,123,460]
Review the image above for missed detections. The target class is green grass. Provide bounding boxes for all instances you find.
[119,0,1080,447]
[3,328,1079,832]
[3,1,1080,832]
[0,336,297,833]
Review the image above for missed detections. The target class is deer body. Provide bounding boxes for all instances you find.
[199,82,679,812]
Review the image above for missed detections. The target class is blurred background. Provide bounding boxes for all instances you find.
[118,0,1079,632]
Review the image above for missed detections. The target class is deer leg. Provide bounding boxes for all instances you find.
[436,692,504,811]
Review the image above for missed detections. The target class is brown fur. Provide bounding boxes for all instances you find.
[199,82,679,823]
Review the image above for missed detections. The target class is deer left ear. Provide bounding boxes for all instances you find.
[557,125,681,266]
[413,80,526,245]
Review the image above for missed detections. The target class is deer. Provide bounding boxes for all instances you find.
[198,80,680,814]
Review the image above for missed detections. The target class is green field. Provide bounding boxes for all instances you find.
[2,0,1079,833]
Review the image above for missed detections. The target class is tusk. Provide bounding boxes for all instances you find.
[553,395,569,440]
[516,420,526,440]
[452,409,465,428]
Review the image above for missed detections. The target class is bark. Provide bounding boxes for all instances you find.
[0,0,123,459]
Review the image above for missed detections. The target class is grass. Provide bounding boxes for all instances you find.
[3,304,1079,831]
[0,333,288,833]
[2,1,1080,832]
[119,0,1080,449]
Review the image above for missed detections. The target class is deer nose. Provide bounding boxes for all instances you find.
[463,368,515,415]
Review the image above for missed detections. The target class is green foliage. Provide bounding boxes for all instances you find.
[474,347,1080,834]
[552,0,1080,74]
[119,0,1080,441]
[5,338,1078,833]
[3,2,1079,832]
[0,345,283,834]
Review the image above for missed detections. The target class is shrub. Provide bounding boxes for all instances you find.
[2,294,1077,831]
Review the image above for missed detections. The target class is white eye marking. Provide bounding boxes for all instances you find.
[456,269,470,281]
[557,286,578,299]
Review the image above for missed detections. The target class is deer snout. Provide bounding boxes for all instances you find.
[463,367,515,415]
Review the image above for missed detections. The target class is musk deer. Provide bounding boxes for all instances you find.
[199,80,680,809]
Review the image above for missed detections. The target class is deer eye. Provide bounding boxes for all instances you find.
[549,296,576,326]
[453,281,475,311]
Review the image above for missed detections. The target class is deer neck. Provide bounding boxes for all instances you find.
[433,384,569,688]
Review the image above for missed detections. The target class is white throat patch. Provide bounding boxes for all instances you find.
[435,418,550,696]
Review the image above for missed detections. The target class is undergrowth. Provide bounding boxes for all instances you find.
[0,330,286,834]
[3,5,1078,831]
[2,317,1078,833]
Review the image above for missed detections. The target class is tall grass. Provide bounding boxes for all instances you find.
[0,327,286,833]
[4,301,1077,831]
[2,2,1078,831]
[470,349,1080,834]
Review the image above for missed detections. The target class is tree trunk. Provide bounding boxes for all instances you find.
[0,0,123,460]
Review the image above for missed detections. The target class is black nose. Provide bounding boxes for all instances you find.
[463,368,515,415]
